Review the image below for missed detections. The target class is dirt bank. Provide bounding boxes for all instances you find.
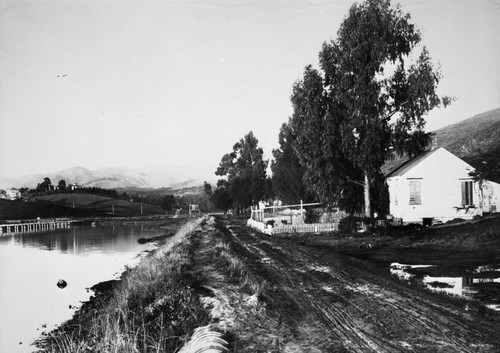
[35,216,209,352]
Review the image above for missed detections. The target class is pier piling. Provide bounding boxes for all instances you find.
[0,219,72,235]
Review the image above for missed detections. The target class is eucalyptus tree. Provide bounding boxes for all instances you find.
[203,181,233,212]
[291,0,451,216]
[271,120,315,205]
[289,66,363,214]
[215,131,268,212]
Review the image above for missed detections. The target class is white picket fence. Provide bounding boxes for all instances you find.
[247,219,338,235]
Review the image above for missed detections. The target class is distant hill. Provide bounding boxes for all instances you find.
[383,107,500,181]
[0,165,218,190]
[433,107,500,162]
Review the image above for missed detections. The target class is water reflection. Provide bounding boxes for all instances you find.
[0,224,159,353]
[0,224,146,254]
[390,263,500,310]
[423,276,479,298]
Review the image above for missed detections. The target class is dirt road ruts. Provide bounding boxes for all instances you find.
[218,217,500,352]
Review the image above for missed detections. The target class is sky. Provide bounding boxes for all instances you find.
[0,0,499,178]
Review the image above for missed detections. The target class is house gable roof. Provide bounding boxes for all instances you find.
[386,147,474,178]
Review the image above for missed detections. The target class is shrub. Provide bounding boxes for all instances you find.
[338,216,374,234]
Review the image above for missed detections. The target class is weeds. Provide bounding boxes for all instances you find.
[213,229,266,298]
[37,218,210,353]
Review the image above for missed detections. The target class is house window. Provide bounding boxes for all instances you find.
[409,180,421,205]
[461,181,474,206]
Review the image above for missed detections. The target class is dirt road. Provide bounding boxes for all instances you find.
[198,217,500,352]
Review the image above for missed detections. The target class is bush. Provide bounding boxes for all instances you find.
[338,216,374,234]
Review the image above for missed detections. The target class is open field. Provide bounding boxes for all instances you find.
[39,214,500,352]
[0,198,74,220]
[0,193,164,220]
[36,193,164,216]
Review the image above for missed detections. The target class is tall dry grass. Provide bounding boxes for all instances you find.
[37,218,210,353]
[213,235,267,298]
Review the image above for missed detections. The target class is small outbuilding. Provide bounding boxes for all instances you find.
[386,147,498,225]
[188,204,201,218]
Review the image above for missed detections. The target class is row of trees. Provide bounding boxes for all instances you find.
[35,178,76,193]
[206,0,451,216]
[33,178,124,199]
[30,178,181,212]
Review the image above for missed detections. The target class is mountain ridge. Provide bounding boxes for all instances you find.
[0,164,218,190]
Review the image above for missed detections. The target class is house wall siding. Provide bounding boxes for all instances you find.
[387,148,483,223]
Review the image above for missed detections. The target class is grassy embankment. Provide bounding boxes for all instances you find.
[37,216,266,353]
[37,218,208,352]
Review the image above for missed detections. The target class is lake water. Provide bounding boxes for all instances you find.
[0,223,160,353]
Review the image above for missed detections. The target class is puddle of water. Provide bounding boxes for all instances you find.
[390,262,435,280]
[345,284,384,299]
[423,276,479,298]
[260,257,272,264]
[308,265,331,274]
[322,285,334,293]
[390,263,500,310]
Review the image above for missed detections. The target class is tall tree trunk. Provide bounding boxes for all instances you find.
[364,171,371,218]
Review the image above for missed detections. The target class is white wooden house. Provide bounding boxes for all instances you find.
[386,147,493,225]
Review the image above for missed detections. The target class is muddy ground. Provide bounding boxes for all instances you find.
[195,216,500,352]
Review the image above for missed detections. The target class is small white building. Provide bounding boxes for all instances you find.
[68,183,81,191]
[386,147,498,225]
[5,188,21,200]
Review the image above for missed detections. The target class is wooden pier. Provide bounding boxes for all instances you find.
[0,218,73,235]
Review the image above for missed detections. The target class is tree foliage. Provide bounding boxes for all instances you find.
[289,66,364,213]
[160,194,176,212]
[289,0,450,215]
[271,120,315,205]
[203,181,233,212]
[58,179,67,191]
[468,146,500,186]
[215,131,268,212]
[36,177,53,194]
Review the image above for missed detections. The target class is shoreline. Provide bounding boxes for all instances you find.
[35,216,208,352]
